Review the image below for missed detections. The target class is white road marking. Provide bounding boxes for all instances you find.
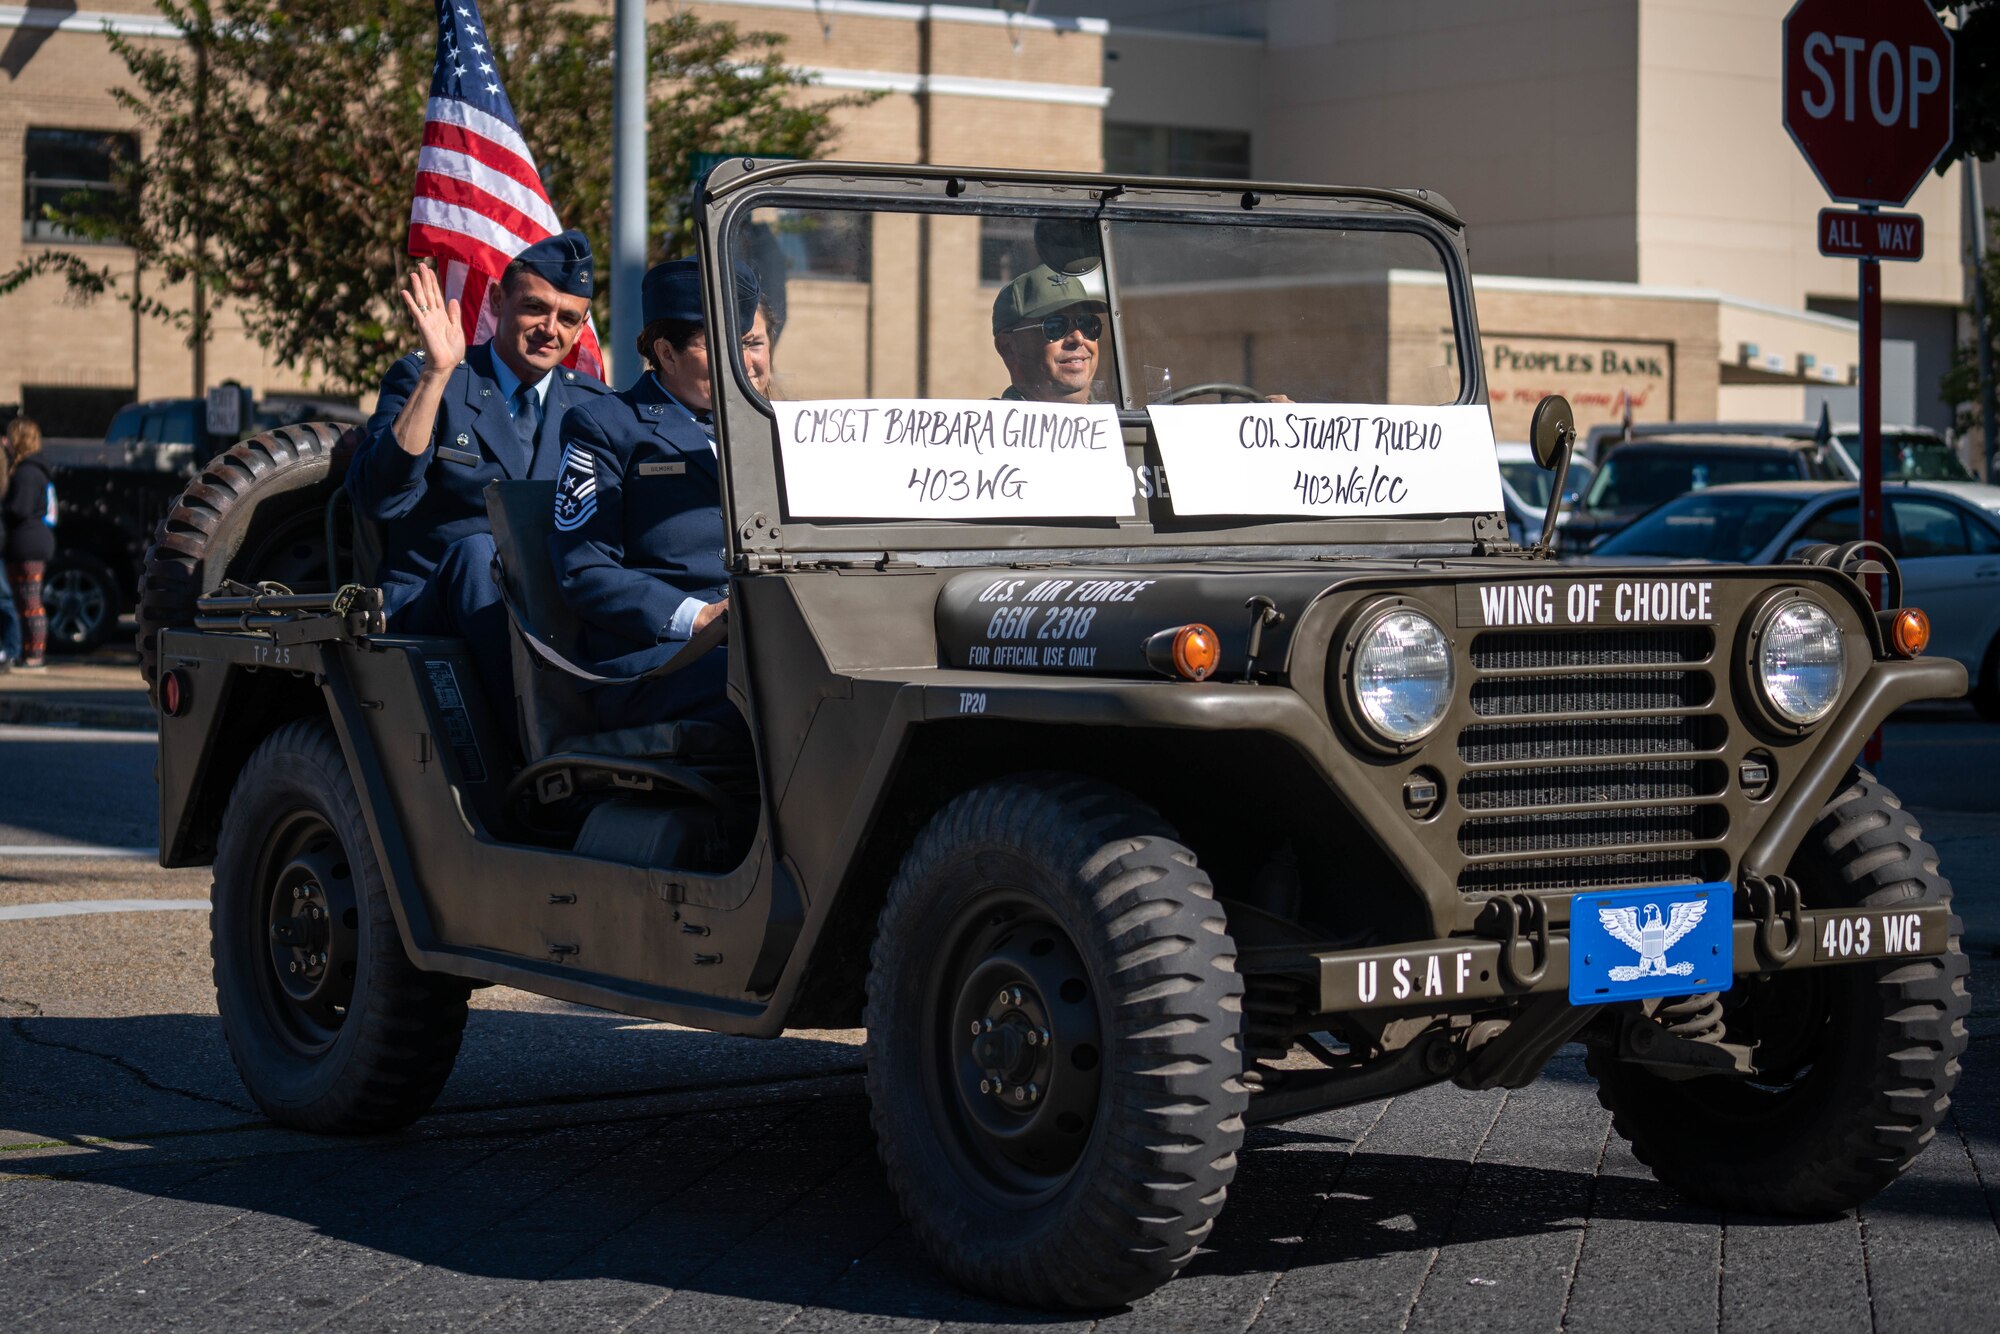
[0,899,207,921]
[0,845,157,859]
[0,725,158,743]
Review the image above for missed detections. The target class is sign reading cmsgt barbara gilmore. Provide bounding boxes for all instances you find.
[1148,403,1503,518]
[775,399,1132,519]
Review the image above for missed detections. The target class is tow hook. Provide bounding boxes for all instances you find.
[1742,874,1804,966]
[1480,892,1550,988]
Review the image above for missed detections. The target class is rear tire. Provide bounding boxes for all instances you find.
[137,423,352,693]
[864,777,1247,1309]
[1588,768,1970,1213]
[212,718,468,1132]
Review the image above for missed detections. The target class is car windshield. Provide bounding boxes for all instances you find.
[1855,432,1974,482]
[728,204,1464,408]
[1590,492,1813,562]
[1584,450,1804,511]
[721,193,1503,533]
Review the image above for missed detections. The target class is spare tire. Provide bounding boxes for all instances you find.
[137,422,358,692]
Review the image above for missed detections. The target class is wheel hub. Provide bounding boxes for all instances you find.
[263,843,357,1032]
[937,900,1106,1189]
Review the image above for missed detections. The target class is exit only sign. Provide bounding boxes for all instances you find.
[1818,208,1925,262]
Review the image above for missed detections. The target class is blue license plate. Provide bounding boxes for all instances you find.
[1569,883,1733,1004]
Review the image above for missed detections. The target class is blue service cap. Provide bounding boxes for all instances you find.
[511,229,594,297]
[642,258,763,329]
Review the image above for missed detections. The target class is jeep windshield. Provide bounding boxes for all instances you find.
[703,164,1501,558]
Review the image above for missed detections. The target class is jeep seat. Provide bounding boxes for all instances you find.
[483,480,744,769]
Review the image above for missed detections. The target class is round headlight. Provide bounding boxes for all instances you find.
[1351,609,1454,745]
[1757,598,1844,726]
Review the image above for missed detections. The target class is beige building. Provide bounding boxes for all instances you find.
[0,0,1113,434]
[0,0,1976,440]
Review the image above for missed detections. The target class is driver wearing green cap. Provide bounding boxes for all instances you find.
[991,265,1108,405]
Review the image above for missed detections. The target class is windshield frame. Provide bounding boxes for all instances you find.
[700,160,1498,563]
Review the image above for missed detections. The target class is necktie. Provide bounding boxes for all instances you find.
[513,385,539,460]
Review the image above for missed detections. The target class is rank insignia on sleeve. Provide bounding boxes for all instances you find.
[553,444,598,532]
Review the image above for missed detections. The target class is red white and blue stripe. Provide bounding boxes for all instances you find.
[407,0,604,379]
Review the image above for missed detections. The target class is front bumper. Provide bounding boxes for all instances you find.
[1275,888,1951,1014]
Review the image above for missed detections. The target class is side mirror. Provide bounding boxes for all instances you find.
[1530,394,1575,470]
[1528,394,1576,553]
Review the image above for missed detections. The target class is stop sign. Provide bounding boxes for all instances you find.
[1783,0,1954,207]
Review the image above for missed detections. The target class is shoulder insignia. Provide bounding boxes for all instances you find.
[553,444,598,533]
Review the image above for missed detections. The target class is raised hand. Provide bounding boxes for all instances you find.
[400,263,466,376]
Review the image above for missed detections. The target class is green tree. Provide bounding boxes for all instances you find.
[4,0,867,392]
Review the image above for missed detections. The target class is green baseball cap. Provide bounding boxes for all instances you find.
[991,264,1107,333]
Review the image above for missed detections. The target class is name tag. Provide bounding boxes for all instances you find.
[637,461,686,477]
[437,446,480,466]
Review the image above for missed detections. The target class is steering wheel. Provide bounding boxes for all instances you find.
[1157,381,1267,404]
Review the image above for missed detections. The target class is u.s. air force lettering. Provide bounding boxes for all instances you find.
[1456,578,1715,628]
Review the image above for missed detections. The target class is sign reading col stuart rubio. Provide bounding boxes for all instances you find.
[1148,403,1502,518]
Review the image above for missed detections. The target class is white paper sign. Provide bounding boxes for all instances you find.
[773,399,1132,519]
[1148,403,1504,518]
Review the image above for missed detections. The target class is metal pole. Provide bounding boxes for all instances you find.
[610,0,647,390]
[1861,227,1884,764]
[1966,158,1998,477]
[191,34,208,397]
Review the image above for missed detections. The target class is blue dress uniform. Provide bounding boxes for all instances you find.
[345,232,609,721]
[547,258,757,733]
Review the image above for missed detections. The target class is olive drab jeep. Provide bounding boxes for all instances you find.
[145,161,1971,1310]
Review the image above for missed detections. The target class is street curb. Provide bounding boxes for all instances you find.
[0,695,156,731]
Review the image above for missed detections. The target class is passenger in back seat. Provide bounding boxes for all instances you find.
[547,258,764,734]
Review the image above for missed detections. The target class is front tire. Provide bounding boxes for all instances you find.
[212,718,468,1132]
[1589,768,1970,1213]
[864,778,1247,1309]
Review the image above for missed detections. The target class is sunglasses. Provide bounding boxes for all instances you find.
[1011,311,1103,342]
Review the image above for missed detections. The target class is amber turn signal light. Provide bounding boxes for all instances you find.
[1885,606,1930,659]
[1145,623,1221,681]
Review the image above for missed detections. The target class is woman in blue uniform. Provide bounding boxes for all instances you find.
[547,258,765,732]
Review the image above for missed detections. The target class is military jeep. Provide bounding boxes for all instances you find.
[147,162,1970,1309]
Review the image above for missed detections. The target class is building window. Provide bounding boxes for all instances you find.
[979,217,1040,286]
[23,128,137,244]
[1104,123,1251,180]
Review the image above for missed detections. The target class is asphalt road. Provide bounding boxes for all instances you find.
[1,715,1997,1331]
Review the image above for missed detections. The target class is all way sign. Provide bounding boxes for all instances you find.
[1818,207,1925,261]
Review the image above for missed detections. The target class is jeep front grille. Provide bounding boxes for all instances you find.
[1453,628,1729,894]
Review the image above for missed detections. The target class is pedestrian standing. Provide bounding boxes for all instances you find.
[0,436,17,671]
[4,416,56,670]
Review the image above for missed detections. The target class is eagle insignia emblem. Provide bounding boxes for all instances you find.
[1597,900,1707,982]
[553,444,597,532]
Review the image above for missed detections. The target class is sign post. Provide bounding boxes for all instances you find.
[1783,0,1954,578]
[1784,0,1953,762]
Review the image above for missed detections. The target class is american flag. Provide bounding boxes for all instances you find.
[406,0,605,379]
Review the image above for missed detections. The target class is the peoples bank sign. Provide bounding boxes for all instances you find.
[1443,333,1675,440]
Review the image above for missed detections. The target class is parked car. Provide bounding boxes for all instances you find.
[1495,440,1594,545]
[38,394,363,652]
[1558,436,1840,550]
[1578,479,2000,714]
[1582,419,2000,514]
